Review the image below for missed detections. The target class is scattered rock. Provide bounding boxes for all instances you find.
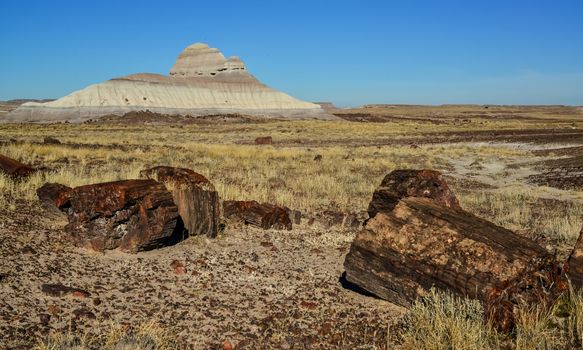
[170,259,187,275]
[223,200,292,230]
[47,305,61,316]
[222,340,234,350]
[66,179,185,253]
[73,308,96,320]
[287,209,302,225]
[367,169,460,219]
[0,154,36,179]
[141,166,220,238]
[299,301,318,310]
[254,136,273,145]
[41,283,91,298]
[343,213,362,230]
[20,245,36,255]
[43,137,61,144]
[39,313,51,325]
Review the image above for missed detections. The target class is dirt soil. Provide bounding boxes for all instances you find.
[0,205,400,349]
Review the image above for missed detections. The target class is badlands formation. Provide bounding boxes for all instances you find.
[6,43,333,122]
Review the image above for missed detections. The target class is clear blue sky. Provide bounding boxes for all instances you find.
[1,0,582,106]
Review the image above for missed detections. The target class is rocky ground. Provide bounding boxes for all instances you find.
[1,104,583,349]
[0,204,401,349]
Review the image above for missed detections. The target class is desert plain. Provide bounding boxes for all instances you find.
[2,103,583,349]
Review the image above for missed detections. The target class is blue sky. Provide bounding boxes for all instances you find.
[1,0,582,106]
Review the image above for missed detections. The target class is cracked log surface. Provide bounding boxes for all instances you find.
[345,197,550,307]
[141,166,220,238]
[66,179,184,253]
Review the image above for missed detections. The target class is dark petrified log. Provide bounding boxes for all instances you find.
[67,179,184,253]
[36,182,72,218]
[567,227,583,289]
[367,169,460,219]
[37,183,72,209]
[345,197,567,331]
[223,200,292,230]
[0,154,35,179]
[141,166,220,238]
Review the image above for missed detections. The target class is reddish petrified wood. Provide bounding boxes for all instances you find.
[37,183,72,209]
[567,227,583,289]
[140,166,220,238]
[485,256,567,332]
[223,200,292,230]
[254,136,273,145]
[67,179,184,253]
[367,169,460,219]
[0,154,35,179]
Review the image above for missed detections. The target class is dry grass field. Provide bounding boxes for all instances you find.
[2,104,583,349]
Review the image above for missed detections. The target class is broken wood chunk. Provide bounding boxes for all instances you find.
[0,154,35,179]
[223,200,292,230]
[66,179,185,253]
[367,169,460,219]
[141,166,220,238]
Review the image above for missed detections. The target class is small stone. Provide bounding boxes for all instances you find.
[43,137,61,144]
[20,245,36,255]
[39,313,51,325]
[299,301,318,310]
[73,308,96,320]
[92,297,102,306]
[222,340,233,350]
[170,260,187,275]
[254,136,273,145]
[47,305,61,316]
[71,290,90,299]
[41,283,91,298]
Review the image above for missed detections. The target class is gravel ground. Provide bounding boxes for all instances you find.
[0,205,402,349]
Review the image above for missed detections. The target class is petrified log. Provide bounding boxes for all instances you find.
[223,200,292,230]
[140,166,220,238]
[37,182,72,218]
[254,136,273,145]
[367,169,460,219]
[344,197,567,331]
[67,179,185,253]
[567,227,583,289]
[0,154,35,179]
[37,183,72,209]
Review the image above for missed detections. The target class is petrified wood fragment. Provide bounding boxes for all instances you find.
[67,179,184,253]
[0,154,35,179]
[254,136,273,145]
[223,200,292,230]
[567,227,583,289]
[140,166,220,238]
[37,182,72,218]
[37,183,72,209]
[367,169,460,219]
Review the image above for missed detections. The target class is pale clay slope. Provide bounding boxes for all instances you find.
[6,43,334,122]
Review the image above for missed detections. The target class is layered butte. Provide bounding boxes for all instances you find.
[5,43,334,122]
